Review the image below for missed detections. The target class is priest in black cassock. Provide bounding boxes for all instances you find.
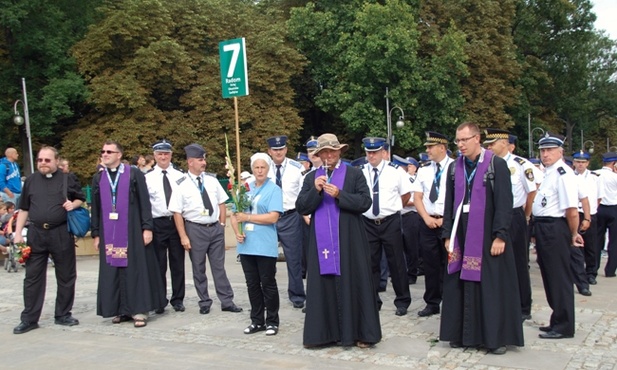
[441,123,524,355]
[296,133,381,348]
[91,140,166,328]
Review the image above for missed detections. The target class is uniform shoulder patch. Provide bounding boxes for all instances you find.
[514,156,526,166]
[557,167,566,175]
[409,176,416,184]
[288,159,302,169]
[388,162,399,169]
[176,176,187,185]
[524,168,535,181]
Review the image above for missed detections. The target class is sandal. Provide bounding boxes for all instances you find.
[243,324,265,334]
[111,315,131,324]
[133,318,147,328]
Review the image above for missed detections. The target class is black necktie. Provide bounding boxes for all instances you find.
[196,176,214,215]
[276,164,282,187]
[429,163,441,203]
[372,168,380,216]
[162,170,172,207]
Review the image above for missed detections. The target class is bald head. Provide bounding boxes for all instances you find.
[4,148,18,162]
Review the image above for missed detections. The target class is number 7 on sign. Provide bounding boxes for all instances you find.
[223,43,240,78]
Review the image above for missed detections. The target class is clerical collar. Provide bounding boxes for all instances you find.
[46,173,53,178]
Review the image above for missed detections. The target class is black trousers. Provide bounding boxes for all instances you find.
[510,207,532,316]
[153,217,185,307]
[534,217,575,336]
[418,221,446,309]
[364,214,411,309]
[581,213,598,278]
[21,224,76,322]
[240,254,279,327]
[596,204,617,276]
[401,211,420,282]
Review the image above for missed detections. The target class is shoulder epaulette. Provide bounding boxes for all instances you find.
[146,167,155,173]
[557,167,566,175]
[359,164,366,170]
[420,162,431,168]
[287,159,303,169]
[176,176,186,185]
[172,163,185,173]
[204,172,217,178]
[591,171,600,177]
[514,157,526,166]
[388,162,399,169]
[409,176,416,184]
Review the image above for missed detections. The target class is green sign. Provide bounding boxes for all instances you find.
[219,38,249,98]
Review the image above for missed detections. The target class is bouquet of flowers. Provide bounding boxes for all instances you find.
[225,134,252,235]
[14,242,31,264]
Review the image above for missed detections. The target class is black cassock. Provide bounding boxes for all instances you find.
[91,166,166,318]
[296,166,381,346]
[440,155,524,349]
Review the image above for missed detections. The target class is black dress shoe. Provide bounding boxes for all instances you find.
[588,276,597,285]
[522,314,532,321]
[55,315,79,326]
[489,346,507,355]
[199,307,210,314]
[13,321,39,334]
[578,288,592,296]
[408,277,417,285]
[418,306,440,317]
[449,341,463,348]
[292,301,305,309]
[606,273,616,278]
[539,326,552,332]
[539,330,573,339]
[395,307,408,316]
[172,304,185,312]
[222,304,242,313]
[155,308,165,314]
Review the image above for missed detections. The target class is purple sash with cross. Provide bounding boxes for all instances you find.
[100,164,131,267]
[448,150,491,282]
[313,163,347,275]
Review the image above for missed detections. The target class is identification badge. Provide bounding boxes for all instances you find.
[109,212,119,220]
[245,223,254,231]
[462,204,470,213]
[201,209,210,216]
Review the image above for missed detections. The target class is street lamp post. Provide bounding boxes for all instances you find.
[582,140,595,154]
[385,87,405,161]
[530,127,545,158]
[13,78,34,175]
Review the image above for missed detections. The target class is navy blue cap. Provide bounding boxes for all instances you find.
[266,135,288,149]
[564,156,573,166]
[152,139,172,152]
[538,132,565,149]
[573,150,590,161]
[602,152,617,162]
[483,128,510,144]
[406,157,419,167]
[529,158,541,165]
[305,136,318,150]
[362,137,387,152]
[418,152,429,162]
[184,143,206,158]
[509,134,518,144]
[392,154,410,167]
[350,157,368,167]
[424,131,448,146]
[383,143,390,151]
[296,152,309,162]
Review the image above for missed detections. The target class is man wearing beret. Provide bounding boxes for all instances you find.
[168,144,241,315]
[145,139,186,314]
[596,151,617,277]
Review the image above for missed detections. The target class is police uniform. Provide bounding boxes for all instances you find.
[484,128,536,318]
[361,137,412,314]
[266,135,306,308]
[412,132,452,316]
[145,139,186,312]
[168,144,239,313]
[596,152,617,277]
[532,133,578,338]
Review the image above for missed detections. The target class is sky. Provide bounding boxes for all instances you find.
[592,0,616,40]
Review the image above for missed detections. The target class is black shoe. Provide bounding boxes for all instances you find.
[522,314,532,321]
[449,341,463,348]
[13,321,39,334]
[292,301,305,309]
[222,304,242,313]
[606,273,616,278]
[302,307,306,313]
[244,323,266,334]
[539,330,573,339]
[172,304,185,312]
[578,288,592,296]
[588,276,597,285]
[539,326,552,332]
[408,277,417,285]
[418,306,440,317]
[55,315,79,327]
[199,306,210,314]
[395,307,408,316]
[155,308,165,314]
[490,346,507,355]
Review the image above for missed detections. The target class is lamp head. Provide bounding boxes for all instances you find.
[13,113,24,126]
[395,118,404,129]
[589,147,594,154]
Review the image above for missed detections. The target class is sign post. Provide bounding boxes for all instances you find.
[219,38,249,180]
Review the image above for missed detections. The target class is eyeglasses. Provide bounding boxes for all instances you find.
[37,158,52,163]
[454,135,478,145]
[100,150,119,155]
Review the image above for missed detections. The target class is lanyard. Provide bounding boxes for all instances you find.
[433,159,449,189]
[104,164,123,212]
[464,164,478,201]
[189,173,204,192]
[367,161,386,190]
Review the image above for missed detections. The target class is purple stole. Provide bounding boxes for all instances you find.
[313,163,347,275]
[448,150,492,282]
[100,164,131,267]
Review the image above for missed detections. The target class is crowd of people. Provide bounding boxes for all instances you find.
[2,125,617,355]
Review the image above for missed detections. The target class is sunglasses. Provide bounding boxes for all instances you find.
[37,158,52,163]
[100,150,119,155]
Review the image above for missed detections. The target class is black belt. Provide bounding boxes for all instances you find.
[32,221,67,230]
[533,216,564,223]
[366,212,399,225]
[282,209,297,216]
[186,220,219,227]
[430,215,443,219]
[155,215,174,220]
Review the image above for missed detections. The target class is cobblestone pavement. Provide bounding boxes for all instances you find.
[0,250,615,369]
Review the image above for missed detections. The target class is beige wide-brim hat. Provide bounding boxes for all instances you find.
[313,133,349,155]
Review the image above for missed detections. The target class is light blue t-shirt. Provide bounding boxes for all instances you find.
[236,178,283,258]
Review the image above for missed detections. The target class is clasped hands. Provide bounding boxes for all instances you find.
[315,175,340,198]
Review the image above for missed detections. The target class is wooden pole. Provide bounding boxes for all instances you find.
[234,97,241,182]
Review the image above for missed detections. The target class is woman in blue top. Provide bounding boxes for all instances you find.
[231,153,283,336]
